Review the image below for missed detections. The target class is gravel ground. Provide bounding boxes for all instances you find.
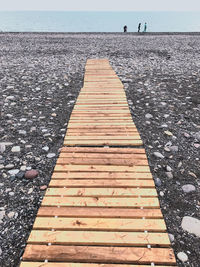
[0,33,200,267]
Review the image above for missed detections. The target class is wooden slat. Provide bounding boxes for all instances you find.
[41,196,159,208]
[22,245,176,264]
[59,152,147,159]
[28,230,170,246]
[56,158,148,166]
[52,172,152,179]
[33,217,165,231]
[54,165,150,173]
[37,207,163,218]
[60,147,146,154]
[21,263,176,267]
[49,179,155,188]
[45,188,157,197]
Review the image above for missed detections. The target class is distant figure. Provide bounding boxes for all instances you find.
[143,22,147,33]
[123,25,127,33]
[138,23,141,33]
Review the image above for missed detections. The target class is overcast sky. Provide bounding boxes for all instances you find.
[1,0,200,11]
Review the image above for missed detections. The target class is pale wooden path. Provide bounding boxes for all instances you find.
[20,59,177,267]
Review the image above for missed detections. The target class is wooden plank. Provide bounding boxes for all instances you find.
[22,245,176,264]
[60,147,145,154]
[64,140,143,146]
[45,188,157,197]
[56,158,148,166]
[21,262,176,267]
[37,207,163,218]
[54,165,150,173]
[49,179,155,188]
[52,172,152,179]
[33,217,164,232]
[28,230,169,246]
[59,152,147,159]
[64,136,141,141]
[41,196,159,208]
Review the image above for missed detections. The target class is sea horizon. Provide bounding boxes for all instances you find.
[0,11,200,32]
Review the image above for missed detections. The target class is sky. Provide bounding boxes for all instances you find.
[1,0,200,11]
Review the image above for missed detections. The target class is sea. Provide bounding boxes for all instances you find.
[0,11,200,32]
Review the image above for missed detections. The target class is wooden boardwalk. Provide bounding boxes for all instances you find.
[20,59,177,267]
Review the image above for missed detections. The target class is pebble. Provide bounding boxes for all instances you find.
[155,178,162,187]
[0,211,5,220]
[164,130,173,136]
[42,146,49,152]
[0,164,4,170]
[47,153,56,158]
[7,211,15,218]
[145,113,153,119]
[177,252,188,263]
[8,169,19,176]
[40,185,48,190]
[182,184,196,193]
[194,131,200,141]
[11,146,21,153]
[0,144,6,153]
[19,130,27,135]
[28,188,33,194]
[169,146,178,152]
[166,165,172,172]
[0,247,2,256]
[160,191,164,197]
[168,233,175,242]
[25,169,39,179]
[166,172,173,179]
[181,216,200,237]
[153,152,164,159]
[5,164,15,170]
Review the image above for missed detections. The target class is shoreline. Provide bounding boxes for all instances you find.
[1,31,200,35]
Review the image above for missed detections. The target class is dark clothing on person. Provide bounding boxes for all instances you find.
[124,25,127,32]
[138,23,141,33]
[144,23,147,32]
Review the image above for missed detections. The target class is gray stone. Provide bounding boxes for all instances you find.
[47,153,56,158]
[5,164,14,170]
[0,144,6,153]
[8,169,19,176]
[166,172,173,179]
[0,211,5,220]
[0,247,2,256]
[19,130,27,135]
[0,164,4,170]
[166,165,172,172]
[153,152,164,159]
[7,211,15,218]
[177,252,188,263]
[181,216,200,237]
[169,146,179,152]
[182,184,196,193]
[11,146,20,153]
[6,96,15,101]
[145,113,153,119]
[155,178,162,187]
[194,131,200,142]
[168,233,175,242]
[42,146,49,152]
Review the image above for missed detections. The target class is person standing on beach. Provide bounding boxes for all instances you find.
[138,23,141,32]
[123,25,127,32]
[143,22,147,32]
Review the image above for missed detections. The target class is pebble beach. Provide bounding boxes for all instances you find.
[0,32,200,267]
